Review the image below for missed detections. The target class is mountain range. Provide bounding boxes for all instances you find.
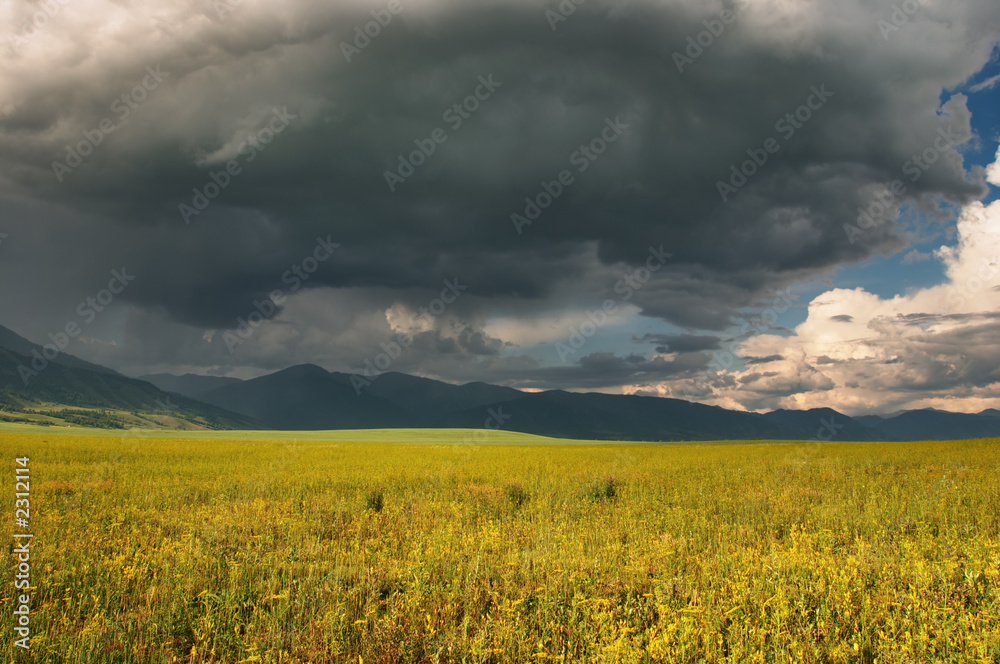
[147,365,997,441]
[1,323,998,441]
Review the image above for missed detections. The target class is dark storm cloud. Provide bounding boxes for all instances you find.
[635,332,721,354]
[480,350,710,391]
[744,354,784,365]
[0,0,998,384]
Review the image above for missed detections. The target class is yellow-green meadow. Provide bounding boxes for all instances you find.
[1,429,997,663]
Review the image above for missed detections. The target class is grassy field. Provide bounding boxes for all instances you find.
[1,429,998,663]
[0,424,619,445]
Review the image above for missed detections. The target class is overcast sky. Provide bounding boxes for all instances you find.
[1,0,999,414]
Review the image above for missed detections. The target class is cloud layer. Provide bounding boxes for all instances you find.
[0,0,998,410]
[630,170,1000,413]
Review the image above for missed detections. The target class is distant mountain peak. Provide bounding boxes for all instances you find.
[272,364,330,378]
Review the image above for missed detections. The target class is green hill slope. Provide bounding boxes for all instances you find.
[0,347,266,430]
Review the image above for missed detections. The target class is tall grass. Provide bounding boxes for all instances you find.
[1,432,997,662]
